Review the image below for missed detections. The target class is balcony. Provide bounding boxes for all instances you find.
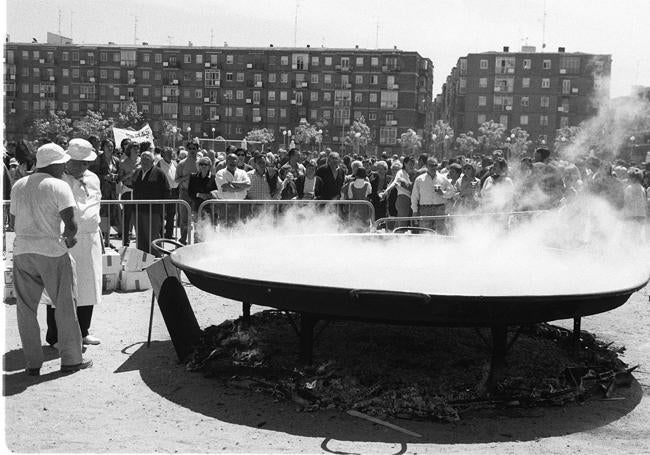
[253,116,262,122]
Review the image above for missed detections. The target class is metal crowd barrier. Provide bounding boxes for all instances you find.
[197,199,376,233]
[3,199,192,255]
[373,210,551,234]
[100,199,193,253]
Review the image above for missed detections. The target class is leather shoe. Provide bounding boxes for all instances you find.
[83,335,101,345]
[61,358,93,373]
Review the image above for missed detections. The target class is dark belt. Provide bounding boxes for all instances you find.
[419,203,444,207]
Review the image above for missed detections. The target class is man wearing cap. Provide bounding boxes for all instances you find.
[10,143,91,375]
[46,139,103,347]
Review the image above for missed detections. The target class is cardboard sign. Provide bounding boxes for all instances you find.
[120,247,157,272]
[119,270,151,291]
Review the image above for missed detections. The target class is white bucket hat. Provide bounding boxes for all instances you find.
[36,143,70,168]
[67,138,97,161]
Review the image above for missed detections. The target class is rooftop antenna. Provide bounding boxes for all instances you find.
[167,35,173,45]
[293,0,300,46]
[70,11,73,37]
[58,9,62,35]
[133,16,138,45]
[375,19,379,49]
[210,28,214,47]
[541,0,547,49]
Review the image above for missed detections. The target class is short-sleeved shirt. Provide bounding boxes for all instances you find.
[63,171,102,234]
[10,173,76,257]
[214,167,251,200]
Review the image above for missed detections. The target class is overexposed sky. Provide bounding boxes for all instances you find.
[5,0,649,98]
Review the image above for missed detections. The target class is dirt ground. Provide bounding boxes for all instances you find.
[3,275,650,454]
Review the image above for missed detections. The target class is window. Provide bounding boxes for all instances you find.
[195,88,203,98]
[522,77,530,88]
[21,67,29,77]
[140,104,150,114]
[295,92,303,105]
[369,57,378,67]
[310,91,318,101]
[560,116,569,128]
[142,53,150,63]
[324,74,332,85]
[280,108,287,118]
[294,54,307,70]
[183,88,191,98]
[355,75,363,84]
[205,70,220,86]
[155,53,162,63]
[380,91,398,108]
[477,114,486,124]
[478,96,487,106]
[267,108,276,118]
[281,55,289,65]
[224,106,233,116]
[311,74,319,84]
[154,71,161,81]
[368,112,377,121]
[153,104,161,114]
[183,105,191,116]
[561,98,570,113]
[142,87,149,97]
[62,85,69,95]
[541,78,550,88]
[99,51,107,62]
[226,55,234,64]
[21,83,29,94]
[226,73,233,81]
[520,115,528,125]
[72,68,80,79]
[113,87,120,96]
[268,91,276,101]
[379,127,397,145]
[480,59,488,69]
[521,96,529,107]
[354,93,362,103]
[120,50,136,67]
[113,70,120,80]
[369,93,378,103]
[311,56,319,66]
[325,56,332,66]
[235,107,244,117]
[499,114,508,128]
[141,70,149,80]
[194,106,202,116]
[324,92,331,102]
[562,79,571,94]
[322,110,331,119]
[356,57,364,66]
[540,96,550,107]
[72,51,79,61]
[479,78,487,88]
[341,57,350,69]
[280,91,287,101]
[62,51,69,61]
[523,59,531,69]
[253,91,260,103]
[195,54,203,64]
[543,59,551,69]
[184,72,192,81]
[310,109,318,120]
[33,68,40,77]
[370,75,378,85]
[280,73,288,83]
[540,115,548,126]
[184,54,192,64]
[72,103,79,112]
[268,73,276,83]
[236,90,243,99]
[560,56,580,74]
[495,56,515,74]
[236,72,244,82]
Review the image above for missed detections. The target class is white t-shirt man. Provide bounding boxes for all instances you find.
[214,167,251,200]
[10,173,76,257]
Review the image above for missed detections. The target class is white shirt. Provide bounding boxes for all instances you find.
[157,159,179,189]
[410,172,455,213]
[623,182,648,218]
[63,171,102,234]
[10,173,76,257]
[214,167,251,200]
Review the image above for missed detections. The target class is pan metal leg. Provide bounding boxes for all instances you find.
[242,302,251,324]
[299,313,318,365]
[572,317,581,351]
[487,325,508,391]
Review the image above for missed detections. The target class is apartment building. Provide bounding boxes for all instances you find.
[434,46,611,145]
[3,37,433,154]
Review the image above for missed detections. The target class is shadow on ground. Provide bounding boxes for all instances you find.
[3,346,71,396]
[115,339,642,444]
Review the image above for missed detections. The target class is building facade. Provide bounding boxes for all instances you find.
[3,38,433,154]
[434,46,611,146]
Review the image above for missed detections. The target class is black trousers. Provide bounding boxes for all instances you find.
[46,305,94,344]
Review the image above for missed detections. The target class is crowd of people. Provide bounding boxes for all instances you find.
[3,132,650,376]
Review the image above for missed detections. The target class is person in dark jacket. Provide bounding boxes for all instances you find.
[132,151,169,254]
[315,151,345,200]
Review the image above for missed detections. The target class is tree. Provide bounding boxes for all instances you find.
[292,123,320,150]
[343,117,372,155]
[157,120,184,147]
[455,131,479,155]
[245,127,275,145]
[508,127,532,159]
[73,110,114,140]
[399,128,422,154]
[431,120,454,159]
[477,120,506,153]
[115,100,145,129]
[31,110,73,141]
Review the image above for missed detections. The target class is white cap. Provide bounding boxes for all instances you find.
[67,138,97,161]
[36,143,70,168]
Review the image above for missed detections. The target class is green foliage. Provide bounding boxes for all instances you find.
[431,120,454,158]
[158,121,184,147]
[478,120,506,152]
[31,110,73,140]
[343,117,372,154]
[399,128,422,153]
[73,110,114,140]
[115,101,145,129]
[455,131,479,155]
[292,124,321,148]
[245,128,275,144]
[508,127,532,158]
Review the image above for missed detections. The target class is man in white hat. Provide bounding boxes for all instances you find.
[10,142,92,375]
[45,139,103,347]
